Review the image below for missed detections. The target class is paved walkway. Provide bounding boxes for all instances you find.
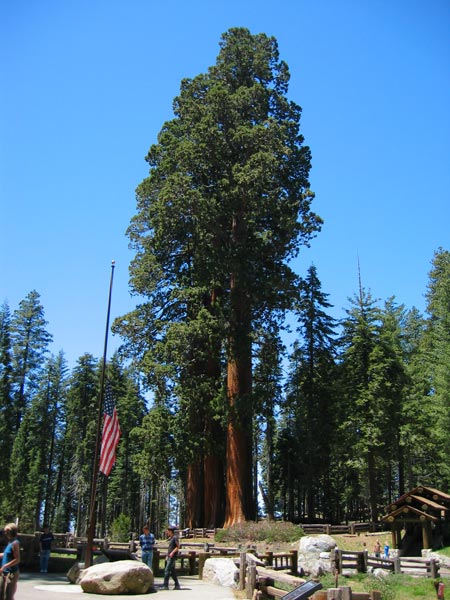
[16,573,236,600]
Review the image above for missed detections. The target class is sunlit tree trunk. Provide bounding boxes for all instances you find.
[224,271,254,526]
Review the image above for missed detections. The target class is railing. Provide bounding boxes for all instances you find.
[335,549,440,578]
[244,560,382,599]
[301,523,381,536]
[258,550,299,574]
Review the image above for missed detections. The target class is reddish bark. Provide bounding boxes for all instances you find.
[224,311,254,526]
[223,209,255,527]
[204,452,224,527]
[186,460,204,528]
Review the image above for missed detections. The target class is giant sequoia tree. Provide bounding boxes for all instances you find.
[115,28,320,526]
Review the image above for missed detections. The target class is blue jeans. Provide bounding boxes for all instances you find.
[163,556,179,588]
[141,550,153,569]
[40,549,51,572]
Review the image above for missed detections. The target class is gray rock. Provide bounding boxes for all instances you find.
[202,557,239,589]
[67,562,84,584]
[298,535,337,577]
[79,560,154,595]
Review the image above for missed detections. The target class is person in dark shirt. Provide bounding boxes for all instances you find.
[163,526,180,590]
[39,525,54,573]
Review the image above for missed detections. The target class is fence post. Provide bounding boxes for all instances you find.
[152,549,160,576]
[327,589,343,599]
[246,563,256,599]
[290,550,298,575]
[198,553,208,579]
[340,587,352,600]
[429,558,438,579]
[335,549,342,574]
[188,551,196,575]
[394,557,401,574]
[239,551,247,591]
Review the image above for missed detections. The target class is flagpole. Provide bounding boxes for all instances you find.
[85,260,115,568]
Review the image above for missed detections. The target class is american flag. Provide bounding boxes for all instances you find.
[99,382,121,477]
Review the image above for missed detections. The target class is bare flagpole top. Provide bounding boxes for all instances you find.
[111,260,116,267]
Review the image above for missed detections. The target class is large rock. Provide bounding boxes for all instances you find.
[202,557,239,589]
[67,555,110,584]
[298,535,336,577]
[79,560,154,595]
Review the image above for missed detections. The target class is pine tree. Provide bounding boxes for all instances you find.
[338,287,383,521]
[10,290,52,430]
[114,27,320,526]
[101,356,147,534]
[0,302,14,497]
[424,248,450,486]
[294,265,337,520]
[253,321,285,520]
[277,266,337,521]
[63,353,99,535]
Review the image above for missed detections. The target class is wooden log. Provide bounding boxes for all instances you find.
[188,550,196,575]
[256,566,306,587]
[246,563,256,599]
[240,551,247,591]
[327,589,343,599]
[265,585,287,598]
[429,558,438,578]
[152,550,160,576]
[290,550,298,575]
[198,552,208,579]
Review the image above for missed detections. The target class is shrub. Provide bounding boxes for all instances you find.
[110,513,131,542]
[215,520,304,544]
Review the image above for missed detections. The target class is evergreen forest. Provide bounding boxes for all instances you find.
[1,29,449,537]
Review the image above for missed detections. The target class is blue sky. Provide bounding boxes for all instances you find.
[1,0,449,369]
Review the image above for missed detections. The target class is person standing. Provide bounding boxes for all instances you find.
[163,526,180,590]
[0,523,20,600]
[39,525,54,573]
[139,525,156,570]
[373,539,381,557]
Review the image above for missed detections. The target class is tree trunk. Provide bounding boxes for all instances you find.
[224,280,254,526]
[186,460,204,528]
[368,448,378,522]
[204,452,224,527]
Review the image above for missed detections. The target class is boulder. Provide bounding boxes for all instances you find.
[79,560,153,595]
[298,535,337,577]
[202,557,239,589]
[66,554,109,584]
[67,561,83,584]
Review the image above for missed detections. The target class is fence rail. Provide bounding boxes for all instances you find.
[335,549,440,578]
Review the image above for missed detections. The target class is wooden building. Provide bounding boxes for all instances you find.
[382,486,450,554]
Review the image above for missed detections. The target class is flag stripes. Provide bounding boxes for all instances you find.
[99,382,121,477]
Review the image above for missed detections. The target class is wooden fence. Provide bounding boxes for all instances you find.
[300,523,382,536]
[243,558,382,600]
[335,549,440,578]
